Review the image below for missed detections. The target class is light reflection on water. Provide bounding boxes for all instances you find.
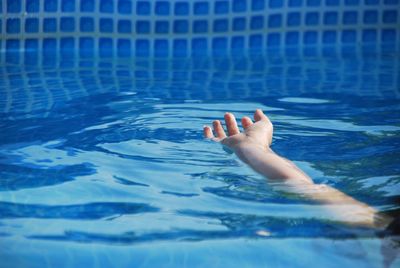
[0,46,399,267]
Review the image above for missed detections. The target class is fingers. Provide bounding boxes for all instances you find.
[204,121,227,141]
[205,110,267,140]
[203,126,214,139]
[241,116,253,129]
[213,120,227,139]
[224,113,240,136]
[254,109,269,122]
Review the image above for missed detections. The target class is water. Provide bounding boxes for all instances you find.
[0,45,399,268]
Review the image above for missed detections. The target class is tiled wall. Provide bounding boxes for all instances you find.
[1,0,399,56]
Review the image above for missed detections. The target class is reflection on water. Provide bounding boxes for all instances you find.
[0,45,399,267]
[1,45,399,116]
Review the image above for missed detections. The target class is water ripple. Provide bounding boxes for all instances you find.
[0,202,159,220]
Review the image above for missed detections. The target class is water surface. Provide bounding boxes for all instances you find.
[0,46,399,267]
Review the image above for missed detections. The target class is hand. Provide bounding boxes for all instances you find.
[203,109,273,152]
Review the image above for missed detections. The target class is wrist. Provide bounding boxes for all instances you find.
[229,142,264,164]
[232,141,271,155]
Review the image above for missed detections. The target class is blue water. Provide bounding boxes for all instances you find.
[0,45,399,268]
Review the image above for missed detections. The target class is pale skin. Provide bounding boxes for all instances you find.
[203,109,392,229]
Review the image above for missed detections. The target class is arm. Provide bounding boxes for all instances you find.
[203,109,392,229]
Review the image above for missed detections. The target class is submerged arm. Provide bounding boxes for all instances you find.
[203,109,392,229]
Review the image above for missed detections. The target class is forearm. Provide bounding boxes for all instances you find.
[233,144,392,228]
[282,183,392,228]
[233,144,313,184]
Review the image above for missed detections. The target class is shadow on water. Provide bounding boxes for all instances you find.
[24,212,376,245]
[0,201,159,220]
[0,162,96,191]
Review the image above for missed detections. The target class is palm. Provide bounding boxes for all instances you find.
[204,109,273,151]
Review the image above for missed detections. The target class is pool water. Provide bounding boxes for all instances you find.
[0,45,399,267]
